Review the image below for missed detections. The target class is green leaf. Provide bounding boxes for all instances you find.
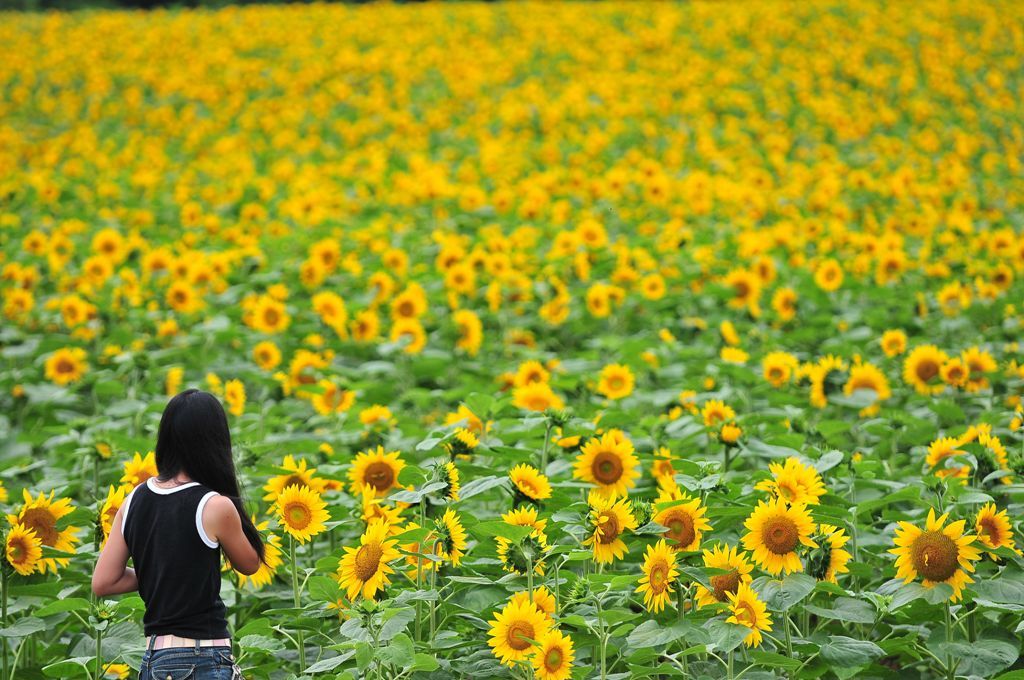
[469,521,534,543]
[970,579,1024,611]
[304,651,355,673]
[378,607,415,641]
[803,597,875,624]
[457,475,508,500]
[819,636,884,667]
[410,652,440,671]
[756,573,816,611]
[626,620,692,649]
[238,634,285,653]
[706,619,750,654]
[750,650,802,671]
[0,617,46,637]
[33,597,92,617]
[935,640,1018,678]
[42,657,92,678]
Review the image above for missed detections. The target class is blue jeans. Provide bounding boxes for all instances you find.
[139,646,241,680]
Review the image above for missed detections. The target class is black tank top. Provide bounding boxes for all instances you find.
[122,478,230,639]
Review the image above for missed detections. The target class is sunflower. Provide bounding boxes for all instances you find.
[434,508,469,566]
[512,381,565,412]
[635,539,680,613]
[805,524,852,583]
[274,484,330,544]
[359,404,395,428]
[651,447,676,487]
[5,523,43,576]
[925,436,970,479]
[454,309,483,356]
[653,488,712,551]
[583,492,638,564]
[337,520,401,601]
[99,484,132,543]
[514,360,550,387]
[438,461,460,502]
[389,318,427,354]
[741,498,817,575]
[597,363,635,400]
[903,345,948,396]
[725,582,773,648]
[399,521,442,574]
[531,628,575,680]
[228,516,283,590]
[572,431,640,499]
[510,586,557,622]
[701,399,736,428]
[359,487,404,532]
[248,295,290,333]
[6,489,80,573]
[252,340,282,370]
[723,268,761,312]
[309,379,355,415]
[814,258,844,292]
[44,347,89,385]
[102,662,130,679]
[263,455,329,502]
[843,361,891,415]
[487,598,552,667]
[808,354,847,408]
[445,427,479,459]
[754,457,826,506]
[224,379,245,416]
[348,446,406,498]
[974,503,1016,554]
[890,508,983,602]
[961,346,997,392]
[880,329,907,357]
[694,544,754,609]
[496,506,549,575]
[120,451,157,486]
[510,464,552,503]
[762,351,799,388]
[940,357,969,388]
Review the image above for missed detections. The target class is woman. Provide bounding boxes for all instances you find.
[93,389,265,680]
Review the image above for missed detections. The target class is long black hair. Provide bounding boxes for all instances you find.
[154,388,266,563]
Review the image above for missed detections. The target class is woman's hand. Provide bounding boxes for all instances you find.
[92,503,139,596]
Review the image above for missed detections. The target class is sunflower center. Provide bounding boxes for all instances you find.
[592,452,623,485]
[8,538,27,563]
[649,562,669,593]
[777,481,799,502]
[734,601,757,627]
[607,375,624,390]
[762,515,799,555]
[284,502,311,530]
[20,508,58,546]
[264,308,280,325]
[911,531,959,581]
[597,513,621,544]
[506,621,535,651]
[282,475,307,490]
[353,543,384,582]
[544,646,563,671]
[364,462,396,491]
[978,518,1002,545]
[56,359,75,374]
[710,570,741,601]
[664,510,696,548]
[916,359,939,382]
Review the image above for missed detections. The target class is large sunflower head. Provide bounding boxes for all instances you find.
[597,363,635,400]
[889,508,983,601]
[44,347,89,385]
[805,523,852,583]
[99,484,131,544]
[754,457,826,506]
[120,451,157,486]
[725,582,773,648]
[531,627,575,680]
[359,487,404,533]
[5,523,43,576]
[635,539,680,613]
[694,543,754,609]
[510,464,552,504]
[974,503,1016,554]
[701,399,736,428]
[263,454,329,502]
[274,484,330,544]
[512,381,565,412]
[653,491,712,552]
[583,492,638,564]
[337,520,401,601]
[434,508,468,567]
[487,597,553,667]
[7,488,80,573]
[348,446,406,498]
[572,431,639,499]
[741,498,817,576]
[903,345,948,396]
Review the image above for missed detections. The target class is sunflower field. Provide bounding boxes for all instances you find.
[2,0,1024,678]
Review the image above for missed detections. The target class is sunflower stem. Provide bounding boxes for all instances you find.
[676,585,688,675]
[944,601,954,680]
[723,444,732,472]
[2,566,8,680]
[540,420,553,474]
[784,613,793,657]
[727,649,734,679]
[290,536,306,673]
[94,623,102,680]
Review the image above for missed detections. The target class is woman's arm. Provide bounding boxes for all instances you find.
[92,503,138,596]
[204,495,261,575]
